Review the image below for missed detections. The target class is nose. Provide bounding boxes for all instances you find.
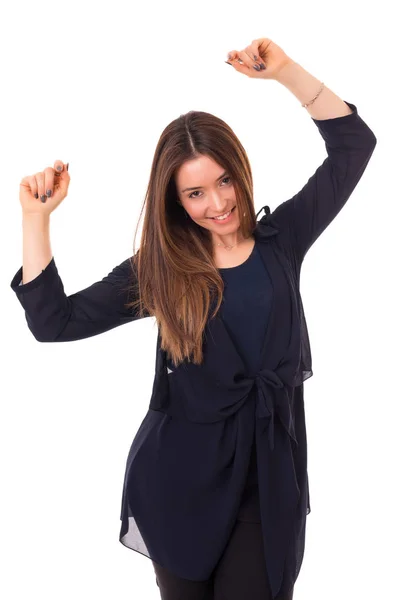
[208,191,230,213]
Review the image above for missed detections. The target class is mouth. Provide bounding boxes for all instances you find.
[207,206,236,221]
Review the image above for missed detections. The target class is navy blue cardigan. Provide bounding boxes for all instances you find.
[10,101,377,599]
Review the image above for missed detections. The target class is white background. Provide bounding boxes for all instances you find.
[2,1,398,599]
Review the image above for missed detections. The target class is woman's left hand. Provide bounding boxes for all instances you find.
[226,38,294,80]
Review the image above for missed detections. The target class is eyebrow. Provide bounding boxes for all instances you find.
[181,171,228,194]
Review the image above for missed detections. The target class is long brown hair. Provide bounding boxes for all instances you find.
[125,110,259,367]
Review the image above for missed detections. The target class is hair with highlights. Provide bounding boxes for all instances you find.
[124,110,259,366]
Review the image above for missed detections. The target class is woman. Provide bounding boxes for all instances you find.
[11,38,377,600]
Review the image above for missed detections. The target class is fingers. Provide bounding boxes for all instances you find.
[54,160,66,175]
[43,166,55,200]
[226,46,266,74]
[33,161,68,203]
[227,50,239,63]
[34,171,47,202]
[23,175,38,200]
[19,160,70,215]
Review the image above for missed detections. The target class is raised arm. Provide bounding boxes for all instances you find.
[10,254,147,342]
[270,100,377,265]
[12,160,148,342]
[269,62,377,265]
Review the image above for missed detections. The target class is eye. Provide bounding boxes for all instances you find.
[188,176,232,199]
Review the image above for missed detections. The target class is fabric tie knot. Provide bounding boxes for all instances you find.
[253,368,298,451]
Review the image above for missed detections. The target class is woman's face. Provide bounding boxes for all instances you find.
[175,155,240,232]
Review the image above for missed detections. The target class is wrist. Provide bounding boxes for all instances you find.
[274,60,301,85]
[22,212,50,224]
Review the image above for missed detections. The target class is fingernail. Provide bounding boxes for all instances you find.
[57,165,62,172]
[66,163,69,171]
[253,64,261,71]
[260,63,266,70]
[46,189,52,197]
[225,61,233,66]
[40,195,46,203]
[34,193,39,199]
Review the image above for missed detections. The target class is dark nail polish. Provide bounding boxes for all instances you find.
[253,64,261,71]
[46,189,52,197]
[34,193,39,199]
[224,61,233,66]
[57,166,62,172]
[260,63,266,70]
[40,195,46,203]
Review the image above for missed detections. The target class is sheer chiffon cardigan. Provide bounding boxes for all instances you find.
[10,101,377,598]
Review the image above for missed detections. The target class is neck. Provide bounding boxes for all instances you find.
[211,232,246,247]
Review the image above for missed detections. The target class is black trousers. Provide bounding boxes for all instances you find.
[152,519,294,600]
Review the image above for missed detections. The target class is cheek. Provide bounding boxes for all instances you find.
[187,206,206,221]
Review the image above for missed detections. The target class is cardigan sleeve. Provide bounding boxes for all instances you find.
[270,100,377,265]
[9,254,148,342]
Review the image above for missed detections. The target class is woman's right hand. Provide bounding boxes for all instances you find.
[19,160,70,216]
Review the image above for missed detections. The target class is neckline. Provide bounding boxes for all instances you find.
[217,242,256,271]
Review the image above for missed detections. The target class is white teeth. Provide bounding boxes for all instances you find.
[212,209,232,220]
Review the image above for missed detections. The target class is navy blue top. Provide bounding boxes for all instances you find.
[9,101,377,599]
[218,243,272,522]
[218,243,271,378]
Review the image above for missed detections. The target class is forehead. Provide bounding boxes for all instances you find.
[176,155,224,185]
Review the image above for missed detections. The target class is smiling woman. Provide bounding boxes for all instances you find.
[10,93,377,600]
[128,107,259,368]
[176,156,241,237]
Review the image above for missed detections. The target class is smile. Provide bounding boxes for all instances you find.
[208,206,236,221]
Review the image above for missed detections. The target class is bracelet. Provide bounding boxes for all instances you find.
[302,82,325,108]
